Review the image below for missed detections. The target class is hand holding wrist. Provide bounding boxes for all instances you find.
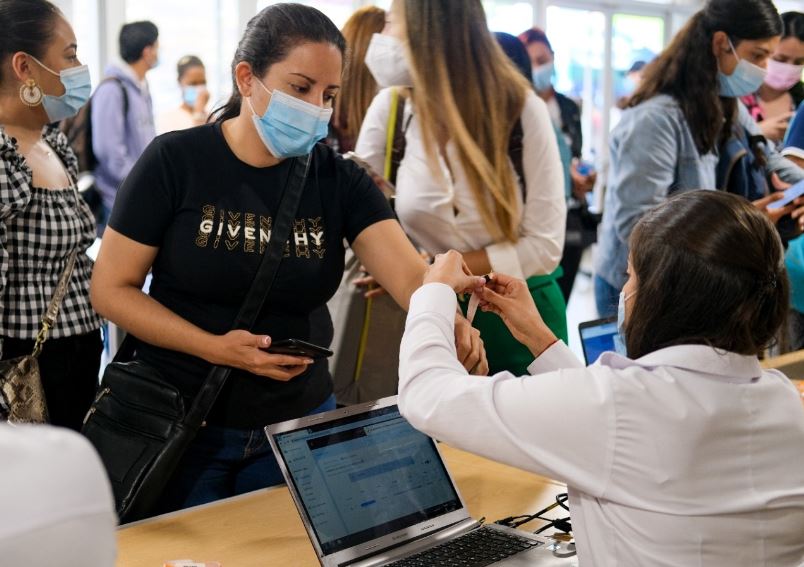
[423,251,486,294]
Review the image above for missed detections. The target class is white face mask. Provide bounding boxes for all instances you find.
[364,33,413,88]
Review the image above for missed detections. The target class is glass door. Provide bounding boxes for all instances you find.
[546,5,606,163]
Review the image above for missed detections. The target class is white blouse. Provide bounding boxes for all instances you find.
[398,283,804,567]
[355,89,566,280]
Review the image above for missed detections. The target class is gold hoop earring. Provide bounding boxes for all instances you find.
[19,79,43,106]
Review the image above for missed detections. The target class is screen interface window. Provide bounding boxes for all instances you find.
[581,321,620,364]
[274,407,462,555]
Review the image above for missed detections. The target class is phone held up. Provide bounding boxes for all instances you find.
[266,338,333,359]
[768,179,804,210]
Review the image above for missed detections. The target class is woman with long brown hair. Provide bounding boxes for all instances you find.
[594,0,804,318]
[355,0,566,376]
[329,5,385,153]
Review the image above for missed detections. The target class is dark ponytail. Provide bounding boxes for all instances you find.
[0,0,62,84]
[630,0,782,155]
[213,3,346,122]
[782,11,804,42]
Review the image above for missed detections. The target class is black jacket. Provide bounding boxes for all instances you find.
[555,92,582,159]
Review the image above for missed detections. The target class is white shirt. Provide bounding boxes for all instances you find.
[0,425,117,566]
[355,89,566,280]
[157,106,197,135]
[398,283,804,567]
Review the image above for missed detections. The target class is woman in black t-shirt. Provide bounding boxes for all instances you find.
[90,4,486,515]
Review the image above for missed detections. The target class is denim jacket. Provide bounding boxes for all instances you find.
[596,94,804,290]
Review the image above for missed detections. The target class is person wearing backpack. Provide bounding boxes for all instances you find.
[355,0,566,377]
[90,21,159,233]
[595,0,804,318]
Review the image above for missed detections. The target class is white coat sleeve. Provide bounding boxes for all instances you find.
[398,283,615,497]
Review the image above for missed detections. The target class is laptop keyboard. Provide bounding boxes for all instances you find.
[387,526,541,567]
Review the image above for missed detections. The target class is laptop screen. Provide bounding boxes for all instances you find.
[272,405,463,556]
[579,317,620,364]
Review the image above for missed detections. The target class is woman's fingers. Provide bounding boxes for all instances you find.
[471,346,489,376]
[460,327,483,371]
[454,317,475,365]
[477,285,508,307]
[353,274,377,287]
[364,286,388,298]
[260,364,309,382]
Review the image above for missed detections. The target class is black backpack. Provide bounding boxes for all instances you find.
[60,77,128,214]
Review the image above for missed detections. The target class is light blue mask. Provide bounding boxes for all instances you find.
[623,75,637,94]
[718,38,767,98]
[247,80,332,158]
[183,86,199,106]
[532,62,554,92]
[30,55,91,122]
[615,290,635,356]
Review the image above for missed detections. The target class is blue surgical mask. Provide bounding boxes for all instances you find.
[615,290,635,356]
[247,80,332,158]
[532,62,554,92]
[183,86,200,106]
[718,38,767,98]
[29,55,91,122]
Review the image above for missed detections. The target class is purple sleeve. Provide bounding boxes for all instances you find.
[91,82,138,185]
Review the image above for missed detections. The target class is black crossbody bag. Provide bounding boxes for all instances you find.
[82,153,311,523]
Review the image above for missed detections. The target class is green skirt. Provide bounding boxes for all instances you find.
[459,269,568,376]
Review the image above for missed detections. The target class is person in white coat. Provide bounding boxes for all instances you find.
[398,190,804,567]
[0,424,117,566]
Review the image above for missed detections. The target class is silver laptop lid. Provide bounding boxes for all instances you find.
[266,396,471,567]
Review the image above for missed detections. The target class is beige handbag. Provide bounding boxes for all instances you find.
[0,250,78,423]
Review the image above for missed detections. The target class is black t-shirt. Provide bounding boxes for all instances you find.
[109,123,394,428]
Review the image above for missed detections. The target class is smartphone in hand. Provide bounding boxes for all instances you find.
[266,339,333,359]
[768,179,804,210]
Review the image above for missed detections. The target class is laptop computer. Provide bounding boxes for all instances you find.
[265,396,577,567]
[578,316,621,365]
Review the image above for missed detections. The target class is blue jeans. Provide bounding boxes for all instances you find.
[595,274,620,319]
[155,394,337,515]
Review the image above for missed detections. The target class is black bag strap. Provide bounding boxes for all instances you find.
[389,90,526,200]
[103,76,129,117]
[32,179,83,357]
[184,153,312,427]
[508,119,525,202]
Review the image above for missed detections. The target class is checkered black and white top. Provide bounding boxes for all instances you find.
[0,126,102,348]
